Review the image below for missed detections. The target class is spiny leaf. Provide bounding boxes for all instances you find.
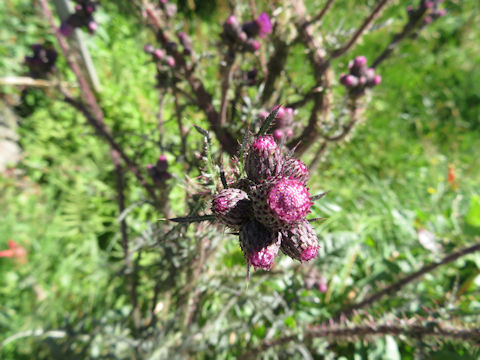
[163,215,216,223]
[257,105,281,137]
[312,191,330,201]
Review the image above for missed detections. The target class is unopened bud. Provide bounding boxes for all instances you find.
[88,21,98,33]
[153,49,164,60]
[273,129,284,141]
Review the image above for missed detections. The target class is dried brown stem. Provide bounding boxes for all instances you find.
[62,94,158,201]
[140,1,238,156]
[371,4,430,68]
[309,99,361,170]
[334,240,480,321]
[330,0,391,59]
[219,55,236,126]
[306,0,336,26]
[261,38,289,105]
[287,0,332,156]
[173,88,187,157]
[39,0,157,201]
[246,321,480,357]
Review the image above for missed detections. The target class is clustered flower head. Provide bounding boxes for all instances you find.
[60,0,98,37]
[211,113,320,271]
[407,0,446,26]
[147,155,172,185]
[259,106,296,142]
[408,0,446,22]
[24,43,58,79]
[144,44,176,69]
[340,56,381,97]
[221,12,272,53]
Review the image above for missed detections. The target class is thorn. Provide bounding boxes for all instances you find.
[167,215,216,223]
[312,191,330,201]
[307,217,327,222]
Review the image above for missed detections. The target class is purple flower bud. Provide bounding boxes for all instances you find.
[256,12,272,38]
[373,74,382,85]
[177,31,186,40]
[438,9,446,17]
[425,1,434,8]
[424,16,432,24]
[226,15,238,26]
[88,21,98,33]
[238,32,248,43]
[407,5,413,12]
[276,106,286,119]
[354,56,367,68]
[285,128,294,138]
[75,4,82,11]
[247,39,260,52]
[166,56,176,67]
[342,74,359,87]
[259,111,269,120]
[157,155,168,172]
[365,68,375,79]
[273,129,284,141]
[144,44,154,54]
[86,5,95,13]
[60,22,74,37]
[317,278,327,293]
[285,107,294,116]
[167,41,178,52]
[153,49,164,60]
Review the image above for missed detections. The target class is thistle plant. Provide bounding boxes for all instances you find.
[7,0,480,358]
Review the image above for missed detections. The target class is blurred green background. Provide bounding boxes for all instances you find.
[1,0,479,358]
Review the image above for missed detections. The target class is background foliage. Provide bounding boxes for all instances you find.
[1,0,480,358]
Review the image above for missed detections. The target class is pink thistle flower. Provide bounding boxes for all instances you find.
[256,12,272,38]
[266,178,312,224]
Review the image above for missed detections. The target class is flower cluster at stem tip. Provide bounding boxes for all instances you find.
[212,111,321,272]
[60,0,98,37]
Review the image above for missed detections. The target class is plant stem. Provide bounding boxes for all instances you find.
[333,240,480,321]
[306,0,336,26]
[330,0,391,59]
[245,321,480,357]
